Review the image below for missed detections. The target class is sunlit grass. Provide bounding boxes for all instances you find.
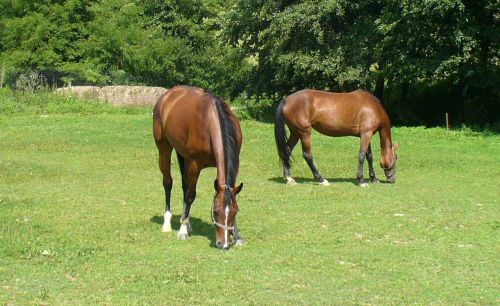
[0,112,498,305]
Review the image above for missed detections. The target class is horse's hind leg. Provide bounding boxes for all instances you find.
[366,144,378,183]
[176,152,192,234]
[177,159,201,240]
[357,132,372,187]
[284,133,299,185]
[158,143,173,232]
[300,131,329,186]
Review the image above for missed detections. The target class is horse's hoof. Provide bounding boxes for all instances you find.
[370,178,379,184]
[177,233,189,240]
[359,182,369,188]
[286,177,297,185]
[161,225,172,233]
[319,179,330,186]
[235,239,245,247]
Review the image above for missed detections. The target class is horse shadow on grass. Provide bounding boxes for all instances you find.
[150,214,217,248]
[268,176,359,186]
[268,176,393,186]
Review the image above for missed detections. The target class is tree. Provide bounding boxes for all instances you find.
[222,0,499,125]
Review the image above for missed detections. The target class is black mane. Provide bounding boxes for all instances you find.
[212,94,239,192]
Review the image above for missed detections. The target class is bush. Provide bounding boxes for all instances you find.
[231,97,276,122]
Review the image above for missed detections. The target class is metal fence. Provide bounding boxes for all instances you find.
[0,64,142,92]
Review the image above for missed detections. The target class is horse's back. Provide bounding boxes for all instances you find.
[153,86,213,155]
[153,86,242,165]
[284,89,389,136]
[154,86,205,120]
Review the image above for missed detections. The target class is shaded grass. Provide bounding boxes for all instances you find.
[0,113,499,305]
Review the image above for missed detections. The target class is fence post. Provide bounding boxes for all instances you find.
[445,113,449,130]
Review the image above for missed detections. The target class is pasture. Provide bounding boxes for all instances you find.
[0,107,499,304]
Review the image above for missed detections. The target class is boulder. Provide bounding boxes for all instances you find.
[56,86,100,100]
[56,85,168,106]
[98,86,167,106]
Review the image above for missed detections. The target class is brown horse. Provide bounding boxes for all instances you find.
[153,86,244,249]
[275,89,398,187]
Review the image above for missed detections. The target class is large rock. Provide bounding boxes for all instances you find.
[99,86,167,106]
[56,85,168,106]
[56,86,101,100]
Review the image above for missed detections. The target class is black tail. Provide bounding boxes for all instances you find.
[274,99,291,170]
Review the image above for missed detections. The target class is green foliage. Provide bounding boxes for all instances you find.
[222,0,499,125]
[0,0,498,125]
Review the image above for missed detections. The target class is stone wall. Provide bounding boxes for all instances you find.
[56,85,168,106]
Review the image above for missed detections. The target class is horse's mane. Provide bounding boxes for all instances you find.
[210,93,239,198]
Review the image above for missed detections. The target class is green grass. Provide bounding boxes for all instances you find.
[0,109,499,304]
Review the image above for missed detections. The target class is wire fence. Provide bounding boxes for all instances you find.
[0,64,142,92]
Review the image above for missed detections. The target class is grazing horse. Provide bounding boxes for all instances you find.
[153,86,244,249]
[274,89,398,187]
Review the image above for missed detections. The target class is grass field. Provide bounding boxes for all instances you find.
[0,107,499,304]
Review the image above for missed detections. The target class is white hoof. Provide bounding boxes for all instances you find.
[177,223,189,240]
[177,232,188,240]
[286,177,297,185]
[360,183,369,188]
[162,211,172,232]
[235,239,245,247]
[319,179,330,186]
[161,224,172,232]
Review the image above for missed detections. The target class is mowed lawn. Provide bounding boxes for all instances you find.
[0,113,498,305]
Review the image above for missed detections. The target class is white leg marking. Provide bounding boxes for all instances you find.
[177,216,190,240]
[223,206,229,249]
[177,223,189,240]
[319,179,330,186]
[182,202,193,233]
[286,177,297,185]
[161,211,172,232]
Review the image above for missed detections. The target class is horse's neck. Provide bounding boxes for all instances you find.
[379,126,393,166]
[208,106,228,186]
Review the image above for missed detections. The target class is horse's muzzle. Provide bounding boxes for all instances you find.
[385,169,396,183]
[216,241,229,250]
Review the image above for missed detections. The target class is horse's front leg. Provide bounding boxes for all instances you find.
[231,218,245,247]
[366,144,378,183]
[178,160,200,240]
[357,133,372,187]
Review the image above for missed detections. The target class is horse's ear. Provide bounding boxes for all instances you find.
[214,179,219,192]
[394,143,400,152]
[234,182,243,195]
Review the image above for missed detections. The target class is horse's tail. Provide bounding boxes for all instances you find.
[274,99,291,170]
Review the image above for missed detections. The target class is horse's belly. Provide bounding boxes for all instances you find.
[313,122,360,137]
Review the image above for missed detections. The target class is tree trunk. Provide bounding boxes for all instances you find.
[374,76,385,105]
[400,80,409,105]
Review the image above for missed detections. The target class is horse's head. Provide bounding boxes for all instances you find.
[212,180,243,250]
[382,144,399,183]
